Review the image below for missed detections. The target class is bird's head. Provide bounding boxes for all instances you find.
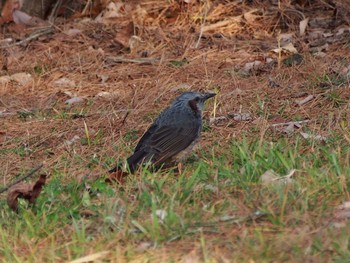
[175,91,216,114]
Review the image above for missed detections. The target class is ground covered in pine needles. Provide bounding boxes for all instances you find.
[1,1,350,262]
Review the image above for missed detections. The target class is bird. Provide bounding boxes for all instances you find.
[109,91,216,174]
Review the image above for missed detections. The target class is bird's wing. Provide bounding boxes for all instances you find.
[134,123,158,153]
[128,122,200,171]
[147,124,200,164]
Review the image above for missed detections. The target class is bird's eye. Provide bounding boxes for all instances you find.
[195,97,200,102]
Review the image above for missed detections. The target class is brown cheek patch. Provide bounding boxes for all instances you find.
[188,99,199,114]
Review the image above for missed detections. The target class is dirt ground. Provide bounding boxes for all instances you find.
[1,0,349,180]
[0,0,350,260]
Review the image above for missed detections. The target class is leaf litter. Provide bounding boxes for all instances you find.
[7,174,47,212]
[1,0,350,261]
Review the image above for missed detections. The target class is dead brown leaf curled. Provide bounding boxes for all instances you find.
[106,170,129,184]
[7,174,47,212]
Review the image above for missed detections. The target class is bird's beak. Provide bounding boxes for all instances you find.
[203,92,216,100]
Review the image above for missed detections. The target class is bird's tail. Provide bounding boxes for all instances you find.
[126,150,149,173]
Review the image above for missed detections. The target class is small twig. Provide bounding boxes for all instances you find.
[271,120,310,127]
[0,164,44,194]
[82,0,93,15]
[0,112,16,117]
[48,0,63,23]
[0,27,54,49]
[296,95,314,106]
[194,1,209,48]
[120,111,130,126]
[105,56,160,65]
[189,210,267,228]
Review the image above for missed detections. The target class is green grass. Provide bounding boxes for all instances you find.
[1,134,350,261]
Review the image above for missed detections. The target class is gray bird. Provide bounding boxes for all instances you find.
[110,91,216,174]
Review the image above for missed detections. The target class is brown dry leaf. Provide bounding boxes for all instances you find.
[299,18,309,36]
[181,250,201,263]
[95,2,127,24]
[209,116,227,125]
[273,43,298,54]
[68,251,110,263]
[114,22,134,48]
[135,242,152,253]
[11,72,33,85]
[228,112,253,121]
[300,132,326,141]
[334,202,350,222]
[65,97,85,105]
[243,9,260,25]
[105,170,129,184]
[53,77,76,88]
[0,0,20,24]
[7,174,47,211]
[12,9,47,27]
[261,169,294,186]
[132,4,153,25]
[0,75,11,84]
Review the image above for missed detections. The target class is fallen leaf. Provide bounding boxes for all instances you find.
[283,54,304,66]
[181,250,201,263]
[53,77,76,88]
[261,169,294,186]
[155,209,167,222]
[310,43,329,53]
[65,97,84,105]
[242,60,262,74]
[0,0,20,23]
[273,43,298,54]
[11,72,33,85]
[95,2,126,23]
[65,135,81,146]
[243,9,260,24]
[64,29,83,37]
[129,35,143,52]
[279,33,294,46]
[0,75,11,84]
[334,202,350,222]
[12,9,31,25]
[300,132,326,141]
[261,170,279,184]
[12,10,47,27]
[135,242,152,253]
[228,112,252,121]
[106,170,129,184]
[7,174,47,212]
[97,74,109,84]
[313,51,327,58]
[226,88,244,97]
[114,22,133,48]
[96,91,112,98]
[209,116,227,125]
[299,18,309,36]
[268,76,281,88]
[96,91,123,99]
[68,251,110,263]
[284,123,297,135]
